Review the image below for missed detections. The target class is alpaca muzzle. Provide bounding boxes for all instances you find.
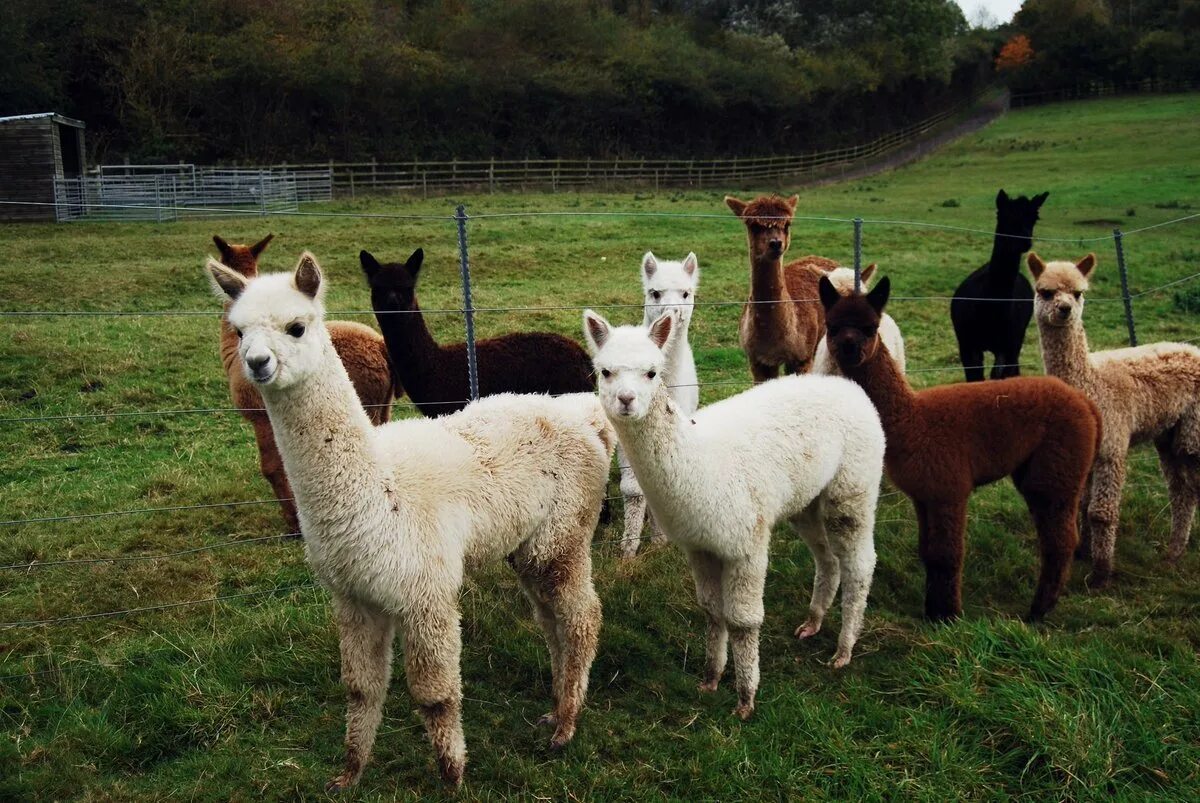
[245,352,277,383]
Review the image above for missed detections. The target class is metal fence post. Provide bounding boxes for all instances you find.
[853,217,863,293]
[1113,228,1138,346]
[455,204,480,400]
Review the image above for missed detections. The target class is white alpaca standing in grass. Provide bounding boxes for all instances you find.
[584,309,884,720]
[206,253,613,791]
[812,265,907,376]
[618,251,700,558]
[1029,252,1200,586]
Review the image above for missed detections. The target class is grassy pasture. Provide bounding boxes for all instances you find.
[1,94,1199,800]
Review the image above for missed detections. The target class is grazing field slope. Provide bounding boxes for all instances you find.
[1,93,1198,800]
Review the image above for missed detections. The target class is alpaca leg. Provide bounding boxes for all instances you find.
[514,573,564,721]
[250,415,301,535]
[326,599,395,793]
[1076,474,1093,560]
[685,548,727,692]
[1024,500,1077,621]
[649,512,669,544]
[722,547,768,719]
[958,344,985,383]
[401,598,466,787]
[618,446,648,559]
[1156,435,1199,563]
[1086,455,1127,588]
[825,509,876,668]
[542,556,602,750]
[918,500,968,621]
[791,502,840,640]
[749,360,779,384]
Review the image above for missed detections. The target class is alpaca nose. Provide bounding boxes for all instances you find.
[1056,304,1072,317]
[617,391,635,408]
[768,238,783,251]
[246,354,271,373]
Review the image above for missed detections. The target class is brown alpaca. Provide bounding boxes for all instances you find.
[725,194,837,381]
[819,276,1101,621]
[212,235,400,535]
[1029,252,1200,585]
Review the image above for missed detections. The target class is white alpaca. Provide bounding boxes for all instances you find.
[812,265,907,376]
[206,253,613,791]
[583,309,884,720]
[618,251,701,558]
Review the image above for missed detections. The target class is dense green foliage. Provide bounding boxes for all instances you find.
[1005,0,1200,92]
[0,0,989,162]
[0,94,1198,799]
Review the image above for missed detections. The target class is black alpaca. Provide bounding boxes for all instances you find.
[360,248,595,417]
[950,189,1049,382]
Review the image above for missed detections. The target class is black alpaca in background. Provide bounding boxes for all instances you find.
[950,189,1049,382]
[360,248,595,417]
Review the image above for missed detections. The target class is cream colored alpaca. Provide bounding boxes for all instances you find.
[584,309,884,720]
[206,253,612,790]
[1029,252,1200,585]
[812,265,906,376]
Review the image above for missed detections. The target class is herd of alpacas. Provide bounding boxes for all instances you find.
[203,190,1200,790]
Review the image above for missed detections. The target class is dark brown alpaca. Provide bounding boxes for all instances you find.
[819,275,1101,621]
[725,194,837,381]
[212,235,399,535]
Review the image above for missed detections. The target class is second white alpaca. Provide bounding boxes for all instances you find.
[812,265,907,375]
[584,309,885,720]
[207,253,613,791]
[618,251,700,558]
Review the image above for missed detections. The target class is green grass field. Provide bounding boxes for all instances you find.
[2,93,1199,800]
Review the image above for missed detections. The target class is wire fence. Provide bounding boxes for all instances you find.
[0,198,1197,680]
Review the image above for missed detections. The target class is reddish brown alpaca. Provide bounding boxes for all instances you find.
[820,276,1101,621]
[213,235,399,535]
[725,194,837,381]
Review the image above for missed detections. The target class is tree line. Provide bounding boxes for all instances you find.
[0,1,1194,164]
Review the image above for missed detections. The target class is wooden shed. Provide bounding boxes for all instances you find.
[0,113,86,222]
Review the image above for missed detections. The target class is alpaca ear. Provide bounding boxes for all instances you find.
[1027,252,1047,279]
[682,252,699,278]
[996,189,1009,206]
[405,248,424,277]
[866,276,890,315]
[294,252,324,300]
[1033,191,1049,208]
[648,312,674,351]
[818,274,840,311]
[212,235,234,261]
[206,257,247,301]
[785,194,799,211]
[1076,253,1097,278]
[582,309,611,354]
[642,251,657,279]
[724,196,748,217]
[359,249,382,278]
[250,233,274,257]
[861,263,877,284]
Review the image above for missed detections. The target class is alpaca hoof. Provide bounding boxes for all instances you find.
[831,650,852,669]
[924,610,959,624]
[733,702,755,720]
[438,758,464,788]
[1087,567,1112,589]
[794,620,821,639]
[325,774,355,794]
[548,728,575,752]
[698,679,720,693]
[535,712,558,728]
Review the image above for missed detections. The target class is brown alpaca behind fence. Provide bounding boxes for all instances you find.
[725,193,837,381]
[212,235,400,535]
[820,275,1101,621]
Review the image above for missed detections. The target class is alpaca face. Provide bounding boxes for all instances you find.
[725,194,798,261]
[641,251,698,327]
[207,252,329,390]
[360,248,423,312]
[1028,252,1094,329]
[819,275,891,370]
[995,189,1049,253]
[582,309,674,421]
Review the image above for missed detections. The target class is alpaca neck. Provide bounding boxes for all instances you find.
[258,336,378,515]
[610,389,697,498]
[1036,318,1094,387]
[842,345,917,448]
[219,308,242,377]
[985,236,1025,282]
[377,302,442,393]
[749,251,794,326]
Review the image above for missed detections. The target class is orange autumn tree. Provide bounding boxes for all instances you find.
[996,34,1035,71]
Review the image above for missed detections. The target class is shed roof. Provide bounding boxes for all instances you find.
[0,113,85,128]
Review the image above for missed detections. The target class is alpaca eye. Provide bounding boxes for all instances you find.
[1072,292,1082,299]
[682,292,689,299]
[1039,290,1054,300]
[287,322,306,338]
[600,369,611,379]
[235,328,243,340]
[651,291,661,301]
[646,370,656,380]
